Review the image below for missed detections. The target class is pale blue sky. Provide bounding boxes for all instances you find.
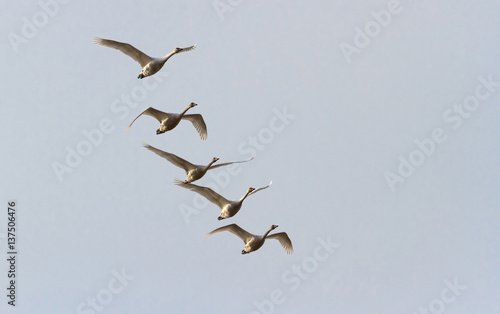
[1,1,499,313]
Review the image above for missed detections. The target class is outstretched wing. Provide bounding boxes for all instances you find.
[249,181,272,196]
[266,232,293,254]
[94,37,153,68]
[209,156,254,170]
[182,114,207,140]
[174,179,229,208]
[142,142,195,171]
[126,107,170,131]
[206,223,254,244]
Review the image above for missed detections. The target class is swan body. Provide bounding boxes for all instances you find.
[126,103,207,140]
[143,143,254,183]
[94,37,196,79]
[206,224,293,254]
[174,179,271,220]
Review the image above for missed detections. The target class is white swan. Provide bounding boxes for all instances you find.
[174,179,271,220]
[126,103,207,140]
[206,224,293,254]
[143,143,254,183]
[94,37,196,79]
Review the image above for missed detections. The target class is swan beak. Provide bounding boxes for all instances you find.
[217,216,223,220]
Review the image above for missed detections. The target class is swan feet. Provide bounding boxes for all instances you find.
[137,73,144,79]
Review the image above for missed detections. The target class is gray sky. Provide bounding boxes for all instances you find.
[1,1,499,313]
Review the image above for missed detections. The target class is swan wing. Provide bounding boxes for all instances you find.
[182,114,207,140]
[174,179,229,208]
[266,232,293,254]
[94,37,153,68]
[142,143,195,171]
[206,223,253,243]
[249,181,272,196]
[208,156,254,170]
[126,107,170,131]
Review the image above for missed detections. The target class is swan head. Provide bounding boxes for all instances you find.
[271,225,279,230]
[247,187,256,193]
[189,102,198,108]
[217,216,225,221]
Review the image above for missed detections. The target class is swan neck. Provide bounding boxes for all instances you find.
[206,160,217,169]
[263,227,274,238]
[240,190,251,202]
[161,51,175,63]
[180,106,192,117]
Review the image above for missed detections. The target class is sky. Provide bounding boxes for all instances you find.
[1,0,500,313]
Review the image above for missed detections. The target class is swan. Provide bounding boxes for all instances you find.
[143,143,254,183]
[206,224,293,254]
[94,37,196,79]
[126,103,207,140]
[174,179,271,220]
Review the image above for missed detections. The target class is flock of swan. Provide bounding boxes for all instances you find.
[94,37,293,255]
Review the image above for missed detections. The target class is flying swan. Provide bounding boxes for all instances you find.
[174,179,271,220]
[94,37,196,78]
[143,143,254,183]
[126,103,207,140]
[206,224,293,254]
